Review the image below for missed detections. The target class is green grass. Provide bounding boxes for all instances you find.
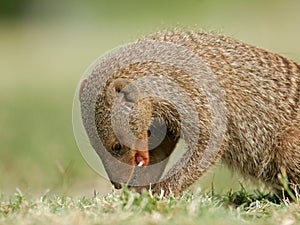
[0,187,299,225]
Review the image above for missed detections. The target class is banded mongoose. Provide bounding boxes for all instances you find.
[79,31,300,195]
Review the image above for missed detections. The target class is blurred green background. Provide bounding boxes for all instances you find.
[1,0,300,196]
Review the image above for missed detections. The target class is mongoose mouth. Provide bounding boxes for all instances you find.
[131,132,149,167]
[109,150,149,189]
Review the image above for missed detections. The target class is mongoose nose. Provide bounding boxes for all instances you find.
[111,181,123,189]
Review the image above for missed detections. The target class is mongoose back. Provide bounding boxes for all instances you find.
[79,31,300,195]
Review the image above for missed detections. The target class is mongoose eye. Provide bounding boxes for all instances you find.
[147,129,151,137]
[112,143,122,154]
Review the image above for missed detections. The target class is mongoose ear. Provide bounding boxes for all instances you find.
[106,78,136,105]
[79,79,87,101]
[113,78,130,93]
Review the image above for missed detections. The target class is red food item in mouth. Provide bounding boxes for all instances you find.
[135,153,148,167]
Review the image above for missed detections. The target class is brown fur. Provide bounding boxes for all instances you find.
[79,31,300,195]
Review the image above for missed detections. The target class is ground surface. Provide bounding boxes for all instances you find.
[1,188,299,225]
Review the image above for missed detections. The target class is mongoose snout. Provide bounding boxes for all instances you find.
[110,141,150,189]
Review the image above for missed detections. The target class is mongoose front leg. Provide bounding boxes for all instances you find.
[275,122,300,189]
[147,133,225,195]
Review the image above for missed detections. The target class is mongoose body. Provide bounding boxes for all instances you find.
[79,31,300,195]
